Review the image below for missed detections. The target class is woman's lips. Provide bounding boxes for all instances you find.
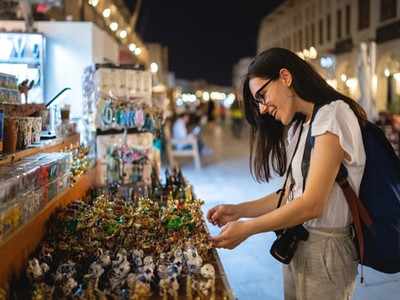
[270,107,278,120]
[259,104,279,121]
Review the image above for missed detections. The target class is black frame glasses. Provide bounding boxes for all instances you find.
[253,79,273,106]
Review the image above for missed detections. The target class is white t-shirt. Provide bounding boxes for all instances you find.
[287,100,366,228]
[172,118,188,140]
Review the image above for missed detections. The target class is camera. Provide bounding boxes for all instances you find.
[269,225,309,264]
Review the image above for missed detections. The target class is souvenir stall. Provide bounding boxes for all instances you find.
[0,66,235,299]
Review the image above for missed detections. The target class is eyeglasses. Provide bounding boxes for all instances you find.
[253,79,273,106]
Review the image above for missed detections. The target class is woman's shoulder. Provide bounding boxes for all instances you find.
[317,99,352,115]
[312,99,365,164]
[314,99,358,126]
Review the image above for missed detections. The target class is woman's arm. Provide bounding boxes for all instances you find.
[236,188,284,218]
[211,132,345,248]
[207,190,283,227]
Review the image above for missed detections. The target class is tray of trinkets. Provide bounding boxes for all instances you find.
[6,169,235,300]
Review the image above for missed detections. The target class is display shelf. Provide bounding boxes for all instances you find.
[0,169,95,288]
[211,248,237,300]
[0,134,80,166]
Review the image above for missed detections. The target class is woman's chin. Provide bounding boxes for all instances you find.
[275,117,289,126]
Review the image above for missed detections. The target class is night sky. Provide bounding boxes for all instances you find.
[125,0,283,86]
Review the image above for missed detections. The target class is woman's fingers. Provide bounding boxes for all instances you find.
[207,205,222,224]
[208,205,224,225]
[207,206,217,223]
[212,206,224,222]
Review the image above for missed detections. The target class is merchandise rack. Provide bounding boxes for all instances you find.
[0,134,96,288]
[0,134,80,166]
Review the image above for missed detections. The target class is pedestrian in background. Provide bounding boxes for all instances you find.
[230,98,244,138]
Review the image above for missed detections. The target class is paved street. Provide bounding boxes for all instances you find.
[177,123,400,300]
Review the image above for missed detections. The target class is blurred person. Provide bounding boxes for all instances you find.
[230,99,244,138]
[172,113,212,156]
[219,103,227,126]
[207,100,217,124]
[208,48,367,300]
[196,102,209,126]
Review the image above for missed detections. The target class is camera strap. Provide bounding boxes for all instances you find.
[276,117,305,209]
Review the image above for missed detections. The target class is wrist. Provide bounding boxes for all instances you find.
[232,203,242,218]
[245,218,262,236]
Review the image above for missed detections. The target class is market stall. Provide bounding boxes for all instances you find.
[0,67,235,299]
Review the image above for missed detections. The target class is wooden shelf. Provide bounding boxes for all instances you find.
[0,134,80,166]
[0,169,95,287]
[211,248,236,300]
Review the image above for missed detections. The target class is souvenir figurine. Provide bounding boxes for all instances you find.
[61,277,78,296]
[141,263,155,282]
[184,246,203,275]
[200,264,216,299]
[113,248,128,267]
[26,258,49,282]
[54,261,76,282]
[109,256,131,291]
[132,249,144,271]
[172,255,183,275]
[85,261,104,288]
[98,249,112,267]
[143,256,155,270]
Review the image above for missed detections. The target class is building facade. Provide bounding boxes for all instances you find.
[258,0,400,112]
[232,57,252,95]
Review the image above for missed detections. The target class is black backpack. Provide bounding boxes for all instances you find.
[303,105,400,277]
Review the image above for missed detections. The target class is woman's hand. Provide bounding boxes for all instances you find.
[210,220,251,249]
[207,204,240,227]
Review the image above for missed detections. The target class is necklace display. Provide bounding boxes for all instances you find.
[96,97,163,135]
[15,169,217,300]
[104,144,152,186]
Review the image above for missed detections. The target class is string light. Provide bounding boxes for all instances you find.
[119,30,127,39]
[150,62,159,73]
[129,43,137,52]
[103,8,111,18]
[110,22,118,32]
[134,47,142,55]
[88,0,99,7]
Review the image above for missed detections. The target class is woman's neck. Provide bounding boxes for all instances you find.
[295,97,315,123]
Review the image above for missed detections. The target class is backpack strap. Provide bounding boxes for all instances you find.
[276,117,305,209]
[301,104,321,192]
[302,103,373,283]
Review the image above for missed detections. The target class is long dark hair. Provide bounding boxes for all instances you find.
[243,47,366,182]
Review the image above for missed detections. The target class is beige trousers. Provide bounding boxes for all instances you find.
[283,226,358,300]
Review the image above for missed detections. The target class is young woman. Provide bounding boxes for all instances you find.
[208,48,366,299]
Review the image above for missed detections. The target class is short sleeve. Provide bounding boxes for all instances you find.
[311,100,365,166]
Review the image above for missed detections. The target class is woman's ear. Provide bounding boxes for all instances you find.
[279,68,293,87]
